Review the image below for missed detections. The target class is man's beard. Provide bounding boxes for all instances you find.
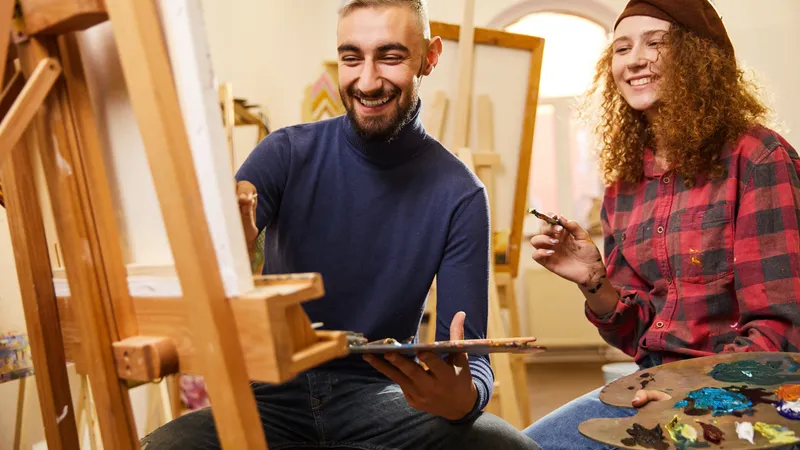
[340,81,418,143]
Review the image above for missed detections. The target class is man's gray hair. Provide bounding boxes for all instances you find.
[339,0,431,39]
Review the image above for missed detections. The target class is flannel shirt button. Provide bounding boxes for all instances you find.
[663,176,670,184]
[656,321,665,328]
[657,226,664,234]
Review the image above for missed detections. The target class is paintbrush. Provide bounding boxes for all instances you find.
[527,208,566,228]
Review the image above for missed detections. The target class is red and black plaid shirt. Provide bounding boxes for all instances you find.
[587,126,800,366]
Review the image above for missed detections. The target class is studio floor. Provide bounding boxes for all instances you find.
[525,362,607,422]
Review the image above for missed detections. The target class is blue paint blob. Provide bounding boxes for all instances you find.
[777,400,800,420]
[675,387,754,416]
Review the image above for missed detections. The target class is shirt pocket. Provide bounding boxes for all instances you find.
[673,203,734,283]
[616,223,657,281]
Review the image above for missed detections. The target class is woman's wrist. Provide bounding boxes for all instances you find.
[578,262,620,316]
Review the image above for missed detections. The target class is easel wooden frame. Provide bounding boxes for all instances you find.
[429,20,544,279]
[421,8,544,430]
[0,1,348,449]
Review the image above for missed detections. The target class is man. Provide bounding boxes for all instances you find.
[140,1,541,449]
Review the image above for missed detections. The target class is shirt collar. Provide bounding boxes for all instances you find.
[642,147,668,178]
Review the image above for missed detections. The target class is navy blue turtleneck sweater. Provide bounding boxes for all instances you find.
[235,101,492,419]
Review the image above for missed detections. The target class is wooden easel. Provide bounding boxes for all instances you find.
[219,81,271,172]
[421,3,544,429]
[0,1,348,449]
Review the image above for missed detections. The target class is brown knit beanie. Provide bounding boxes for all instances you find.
[614,0,734,55]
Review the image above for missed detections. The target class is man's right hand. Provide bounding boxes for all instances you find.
[237,180,259,249]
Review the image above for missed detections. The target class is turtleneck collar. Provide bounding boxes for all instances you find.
[341,99,433,166]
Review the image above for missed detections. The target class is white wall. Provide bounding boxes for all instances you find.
[0,0,797,445]
[199,0,798,146]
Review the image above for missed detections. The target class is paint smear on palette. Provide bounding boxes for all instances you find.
[775,384,800,420]
[776,384,800,401]
[754,422,799,444]
[620,423,669,450]
[665,415,708,449]
[698,423,724,445]
[674,387,753,416]
[710,359,800,385]
[777,399,800,420]
[627,372,657,391]
[736,422,754,444]
[727,385,777,406]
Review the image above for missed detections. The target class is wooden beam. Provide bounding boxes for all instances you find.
[430,21,544,277]
[104,0,267,447]
[57,32,138,339]
[56,273,349,382]
[423,90,448,142]
[0,123,80,450]
[508,42,544,277]
[112,336,179,382]
[0,70,24,119]
[452,0,475,149]
[15,36,139,450]
[0,57,61,165]
[17,0,107,35]
[0,0,14,87]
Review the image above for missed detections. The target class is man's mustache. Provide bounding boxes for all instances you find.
[346,85,399,100]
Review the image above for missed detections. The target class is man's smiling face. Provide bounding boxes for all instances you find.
[336,5,438,141]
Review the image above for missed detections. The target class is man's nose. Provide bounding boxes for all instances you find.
[356,62,382,94]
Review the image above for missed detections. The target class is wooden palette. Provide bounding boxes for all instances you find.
[348,337,545,355]
[580,352,800,449]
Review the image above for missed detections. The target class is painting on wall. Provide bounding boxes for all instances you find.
[302,61,346,123]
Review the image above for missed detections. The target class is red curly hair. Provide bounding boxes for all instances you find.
[584,25,770,186]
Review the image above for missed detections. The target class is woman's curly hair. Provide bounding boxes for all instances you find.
[585,25,770,186]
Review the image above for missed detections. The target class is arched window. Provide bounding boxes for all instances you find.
[491,2,614,236]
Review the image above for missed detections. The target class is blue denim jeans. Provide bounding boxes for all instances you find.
[141,370,541,450]
[523,387,636,450]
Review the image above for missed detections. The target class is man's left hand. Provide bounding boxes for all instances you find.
[363,311,478,421]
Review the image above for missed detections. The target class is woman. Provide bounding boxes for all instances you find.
[523,0,800,448]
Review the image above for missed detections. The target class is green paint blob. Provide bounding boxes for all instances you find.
[709,360,800,385]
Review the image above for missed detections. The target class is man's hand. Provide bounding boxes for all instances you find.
[236,180,259,250]
[363,311,478,421]
[631,389,671,408]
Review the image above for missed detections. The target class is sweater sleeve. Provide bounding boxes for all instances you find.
[435,188,493,422]
[234,129,292,233]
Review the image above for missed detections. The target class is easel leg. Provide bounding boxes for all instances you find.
[496,274,531,426]
[0,127,80,449]
[488,271,524,429]
[13,377,27,450]
[104,1,267,448]
[14,35,139,449]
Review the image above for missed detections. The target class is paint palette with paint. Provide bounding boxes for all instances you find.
[347,336,546,355]
[579,352,800,449]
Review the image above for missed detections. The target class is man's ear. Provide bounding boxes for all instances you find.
[422,36,443,76]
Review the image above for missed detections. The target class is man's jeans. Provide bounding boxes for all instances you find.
[141,370,542,450]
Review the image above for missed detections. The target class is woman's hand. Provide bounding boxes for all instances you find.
[529,214,606,291]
